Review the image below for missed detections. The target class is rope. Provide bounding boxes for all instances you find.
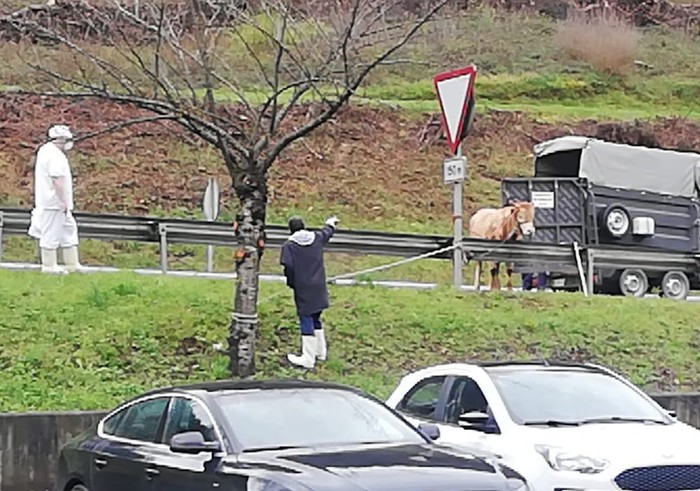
[463,229,518,263]
[232,312,259,322]
[327,244,458,282]
[251,243,459,308]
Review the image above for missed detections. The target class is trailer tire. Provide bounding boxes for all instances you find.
[618,269,648,298]
[660,271,690,301]
[602,204,631,238]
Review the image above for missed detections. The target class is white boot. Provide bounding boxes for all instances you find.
[40,248,67,275]
[287,335,317,369]
[315,329,327,361]
[62,245,84,272]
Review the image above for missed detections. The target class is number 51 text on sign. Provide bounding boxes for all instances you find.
[433,65,477,289]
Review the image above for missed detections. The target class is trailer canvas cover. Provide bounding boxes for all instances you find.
[534,136,700,198]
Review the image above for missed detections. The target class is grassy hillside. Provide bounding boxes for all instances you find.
[1,5,700,412]
[1,269,698,412]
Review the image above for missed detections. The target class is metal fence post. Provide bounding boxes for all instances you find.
[586,249,595,296]
[0,211,4,264]
[159,223,168,274]
[206,245,214,273]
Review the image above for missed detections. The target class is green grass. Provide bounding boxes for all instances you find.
[178,71,700,121]
[1,269,699,412]
[0,234,480,286]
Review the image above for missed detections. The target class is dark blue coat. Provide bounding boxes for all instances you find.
[280,225,335,316]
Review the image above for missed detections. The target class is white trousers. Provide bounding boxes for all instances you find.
[28,209,79,249]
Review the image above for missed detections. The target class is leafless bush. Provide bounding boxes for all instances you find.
[555,8,639,75]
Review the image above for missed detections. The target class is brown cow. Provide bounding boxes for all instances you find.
[468,201,536,291]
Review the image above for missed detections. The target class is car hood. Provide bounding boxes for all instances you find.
[231,443,517,491]
[520,420,700,461]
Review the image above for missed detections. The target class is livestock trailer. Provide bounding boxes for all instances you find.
[501,135,700,299]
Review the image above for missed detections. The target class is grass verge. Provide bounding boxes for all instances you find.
[1,269,698,412]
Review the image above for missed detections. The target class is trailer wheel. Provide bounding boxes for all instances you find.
[602,204,631,238]
[660,271,690,301]
[618,269,648,298]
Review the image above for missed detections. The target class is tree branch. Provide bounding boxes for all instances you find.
[261,0,452,171]
[73,113,178,142]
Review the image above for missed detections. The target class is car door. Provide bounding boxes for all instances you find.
[92,396,171,491]
[431,376,502,453]
[393,375,450,428]
[149,395,229,491]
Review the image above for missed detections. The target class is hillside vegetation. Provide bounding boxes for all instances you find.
[1,2,700,409]
[1,6,699,278]
[1,269,698,412]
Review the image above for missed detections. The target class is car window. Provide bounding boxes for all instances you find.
[215,388,425,451]
[487,368,671,425]
[162,397,218,444]
[108,397,170,443]
[396,376,446,421]
[102,409,126,436]
[444,377,489,424]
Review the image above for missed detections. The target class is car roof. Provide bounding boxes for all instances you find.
[403,360,610,378]
[137,378,368,399]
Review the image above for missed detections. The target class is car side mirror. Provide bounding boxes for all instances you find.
[418,423,441,441]
[667,409,677,418]
[169,431,221,454]
[458,411,490,431]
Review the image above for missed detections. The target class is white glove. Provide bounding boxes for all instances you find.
[325,216,339,228]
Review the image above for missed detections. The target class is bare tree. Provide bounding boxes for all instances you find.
[3,0,451,377]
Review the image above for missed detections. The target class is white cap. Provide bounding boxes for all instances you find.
[47,125,73,140]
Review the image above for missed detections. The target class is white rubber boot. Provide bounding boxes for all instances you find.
[315,329,327,361]
[62,245,84,272]
[287,335,317,369]
[40,248,67,275]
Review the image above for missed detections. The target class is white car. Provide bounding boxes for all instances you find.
[386,361,700,491]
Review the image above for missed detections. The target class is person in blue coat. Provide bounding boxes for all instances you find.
[280,215,339,369]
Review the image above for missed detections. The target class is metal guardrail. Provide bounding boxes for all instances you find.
[1,208,698,280]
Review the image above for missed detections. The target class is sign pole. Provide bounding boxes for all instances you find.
[453,145,464,290]
[433,64,476,291]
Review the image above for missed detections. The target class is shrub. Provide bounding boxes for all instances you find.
[555,8,639,75]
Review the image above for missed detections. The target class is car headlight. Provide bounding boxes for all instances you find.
[535,445,609,474]
[506,478,530,491]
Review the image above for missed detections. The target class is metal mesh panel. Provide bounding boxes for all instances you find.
[615,465,700,491]
[501,178,586,245]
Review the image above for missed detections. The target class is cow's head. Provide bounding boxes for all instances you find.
[511,201,535,238]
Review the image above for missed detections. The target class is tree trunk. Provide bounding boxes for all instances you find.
[229,169,267,378]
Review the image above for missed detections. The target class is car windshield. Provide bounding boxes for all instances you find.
[487,368,670,425]
[214,388,425,451]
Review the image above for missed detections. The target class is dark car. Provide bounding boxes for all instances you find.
[56,379,529,491]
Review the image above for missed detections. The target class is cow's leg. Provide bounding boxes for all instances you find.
[506,262,514,291]
[474,261,482,291]
[490,262,501,291]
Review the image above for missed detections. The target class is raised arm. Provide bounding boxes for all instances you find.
[317,216,339,245]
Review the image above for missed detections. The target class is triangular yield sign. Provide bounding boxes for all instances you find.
[433,66,477,154]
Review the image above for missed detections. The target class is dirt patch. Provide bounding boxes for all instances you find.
[2,95,700,223]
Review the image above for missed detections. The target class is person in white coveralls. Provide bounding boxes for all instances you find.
[28,125,83,274]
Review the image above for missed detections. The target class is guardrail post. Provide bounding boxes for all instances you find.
[0,211,4,264]
[586,249,595,296]
[159,223,168,274]
[206,244,214,273]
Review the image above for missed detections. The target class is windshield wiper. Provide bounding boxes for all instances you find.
[580,417,668,425]
[523,420,581,427]
[242,445,311,453]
